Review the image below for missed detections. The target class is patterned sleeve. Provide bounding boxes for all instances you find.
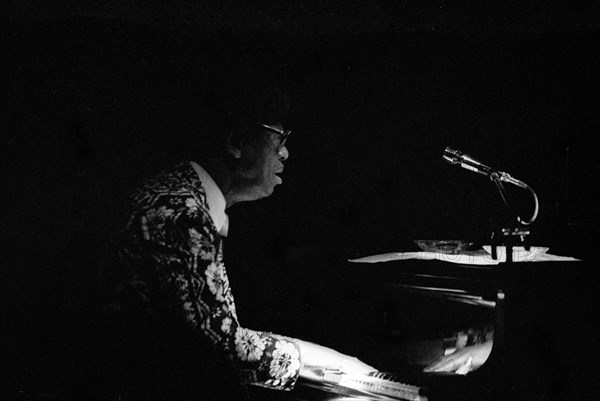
[122,185,302,391]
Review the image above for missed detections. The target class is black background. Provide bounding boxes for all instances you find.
[2,2,600,400]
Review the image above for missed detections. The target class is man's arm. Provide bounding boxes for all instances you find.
[127,190,305,390]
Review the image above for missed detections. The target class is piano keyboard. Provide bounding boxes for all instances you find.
[308,370,428,401]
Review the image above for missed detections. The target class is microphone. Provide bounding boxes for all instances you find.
[443,146,529,189]
[443,146,539,224]
[443,147,494,177]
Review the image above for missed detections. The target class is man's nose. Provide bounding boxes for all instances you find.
[278,145,289,161]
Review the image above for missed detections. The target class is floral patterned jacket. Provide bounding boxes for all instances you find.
[106,161,302,391]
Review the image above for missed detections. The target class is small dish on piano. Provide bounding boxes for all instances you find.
[414,240,474,254]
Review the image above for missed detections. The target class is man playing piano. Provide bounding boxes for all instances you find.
[94,88,375,400]
[94,87,492,400]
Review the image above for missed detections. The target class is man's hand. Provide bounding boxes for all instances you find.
[296,340,376,379]
[423,341,493,374]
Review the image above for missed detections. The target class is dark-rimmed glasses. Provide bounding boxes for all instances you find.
[258,123,291,152]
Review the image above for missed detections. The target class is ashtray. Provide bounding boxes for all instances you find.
[414,240,474,254]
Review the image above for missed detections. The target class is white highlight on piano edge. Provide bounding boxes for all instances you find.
[388,284,497,309]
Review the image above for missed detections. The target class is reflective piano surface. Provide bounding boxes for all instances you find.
[248,255,599,401]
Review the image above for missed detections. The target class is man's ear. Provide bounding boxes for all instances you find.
[226,133,242,159]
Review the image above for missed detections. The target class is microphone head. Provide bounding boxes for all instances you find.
[443,147,462,164]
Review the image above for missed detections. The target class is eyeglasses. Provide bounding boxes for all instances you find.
[258,123,291,152]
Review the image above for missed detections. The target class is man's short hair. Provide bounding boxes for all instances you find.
[197,84,290,159]
[226,85,290,140]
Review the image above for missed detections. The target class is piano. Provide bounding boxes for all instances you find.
[247,246,599,401]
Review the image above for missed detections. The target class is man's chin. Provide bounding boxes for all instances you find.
[252,185,277,200]
[264,185,277,197]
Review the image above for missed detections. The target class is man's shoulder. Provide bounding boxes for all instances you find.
[128,161,208,208]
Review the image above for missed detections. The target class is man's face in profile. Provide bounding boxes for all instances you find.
[238,123,289,200]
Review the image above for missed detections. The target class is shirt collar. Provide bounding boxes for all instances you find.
[189,161,229,237]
